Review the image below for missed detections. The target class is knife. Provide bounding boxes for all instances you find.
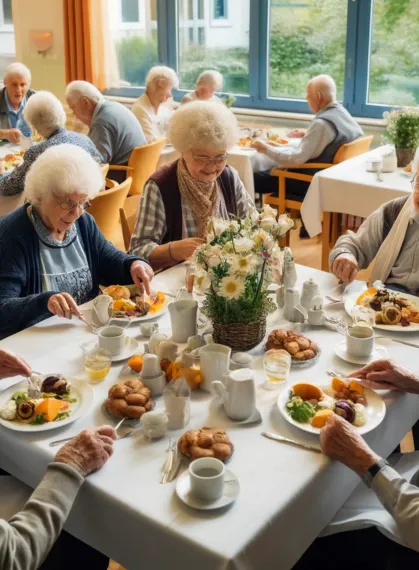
[261,431,322,453]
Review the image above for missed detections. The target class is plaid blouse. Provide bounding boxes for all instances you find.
[130,166,253,260]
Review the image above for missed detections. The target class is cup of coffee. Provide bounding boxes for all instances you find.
[189,457,225,502]
[346,325,374,357]
[98,325,125,356]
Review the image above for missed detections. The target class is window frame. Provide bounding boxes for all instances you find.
[105,0,395,119]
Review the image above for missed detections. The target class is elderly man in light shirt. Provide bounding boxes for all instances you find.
[295,359,419,570]
[65,81,146,181]
[253,75,363,237]
[0,63,34,143]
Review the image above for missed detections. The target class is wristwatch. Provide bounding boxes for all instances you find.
[361,458,389,487]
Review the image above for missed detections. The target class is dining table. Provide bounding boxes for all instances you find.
[0,263,419,570]
[300,147,413,271]
[0,142,25,217]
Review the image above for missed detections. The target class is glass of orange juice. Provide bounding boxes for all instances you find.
[83,347,112,383]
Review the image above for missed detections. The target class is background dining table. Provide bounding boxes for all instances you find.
[0,142,24,217]
[0,263,419,569]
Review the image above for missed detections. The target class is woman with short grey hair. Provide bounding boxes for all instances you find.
[0,91,102,197]
[131,65,179,142]
[130,101,253,270]
[0,62,34,143]
[181,70,223,105]
[0,144,153,339]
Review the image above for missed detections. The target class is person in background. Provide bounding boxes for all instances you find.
[0,347,114,570]
[0,63,34,143]
[0,91,102,196]
[65,80,146,181]
[0,144,153,339]
[130,101,253,270]
[131,66,179,143]
[295,359,419,570]
[252,75,363,237]
[181,70,223,105]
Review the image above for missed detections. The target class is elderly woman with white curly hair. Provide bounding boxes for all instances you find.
[130,101,253,270]
[0,144,153,339]
[131,65,179,143]
[0,90,101,196]
[181,70,223,105]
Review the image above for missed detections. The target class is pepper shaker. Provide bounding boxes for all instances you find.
[301,279,320,310]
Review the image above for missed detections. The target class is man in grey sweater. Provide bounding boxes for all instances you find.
[0,348,115,570]
[65,80,146,180]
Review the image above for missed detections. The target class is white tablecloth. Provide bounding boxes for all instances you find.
[158,146,257,201]
[301,148,413,237]
[1,264,419,570]
[0,143,24,217]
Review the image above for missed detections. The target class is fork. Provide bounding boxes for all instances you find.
[49,418,135,447]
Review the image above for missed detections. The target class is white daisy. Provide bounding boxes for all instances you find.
[228,220,240,232]
[229,254,258,275]
[219,275,245,300]
[252,229,274,250]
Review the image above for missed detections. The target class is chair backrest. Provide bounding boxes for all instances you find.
[101,164,110,178]
[87,177,132,243]
[333,135,374,164]
[127,138,166,196]
[120,208,137,251]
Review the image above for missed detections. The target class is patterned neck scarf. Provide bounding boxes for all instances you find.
[177,158,220,237]
[30,206,77,248]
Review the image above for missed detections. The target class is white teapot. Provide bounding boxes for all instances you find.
[211,368,256,421]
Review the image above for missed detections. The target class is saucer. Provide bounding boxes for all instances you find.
[176,468,239,511]
[82,337,143,362]
[334,339,387,365]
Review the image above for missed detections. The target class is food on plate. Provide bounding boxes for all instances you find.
[285,378,368,428]
[404,163,412,173]
[267,134,288,144]
[128,355,143,373]
[0,151,24,173]
[266,329,319,361]
[103,285,166,318]
[178,426,234,462]
[105,379,153,419]
[0,376,77,425]
[356,287,419,327]
[237,136,253,148]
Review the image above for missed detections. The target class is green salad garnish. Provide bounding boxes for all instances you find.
[54,412,71,422]
[286,395,315,423]
[12,391,29,404]
[29,413,46,425]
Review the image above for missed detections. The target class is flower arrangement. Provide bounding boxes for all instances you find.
[383,108,419,166]
[194,206,294,349]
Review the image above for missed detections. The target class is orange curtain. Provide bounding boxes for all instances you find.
[63,0,108,91]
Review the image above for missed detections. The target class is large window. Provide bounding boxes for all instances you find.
[106,0,417,119]
[177,0,250,94]
[0,0,15,79]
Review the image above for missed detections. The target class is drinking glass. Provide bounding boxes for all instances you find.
[83,347,112,383]
[263,349,291,389]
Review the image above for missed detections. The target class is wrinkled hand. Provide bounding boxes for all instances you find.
[171,238,205,262]
[287,129,306,138]
[320,415,380,476]
[48,293,84,320]
[4,128,21,144]
[0,349,31,380]
[130,260,154,296]
[55,425,116,477]
[349,359,419,394]
[250,140,269,154]
[332,253,359,284]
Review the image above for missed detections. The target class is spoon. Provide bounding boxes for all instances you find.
[48,418,136,447]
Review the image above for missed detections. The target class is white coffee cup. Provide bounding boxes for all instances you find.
[189,457,225,502]
[346,325,374,357]
[98,325,125,356]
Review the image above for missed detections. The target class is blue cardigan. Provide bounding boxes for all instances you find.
[0,205,147,339]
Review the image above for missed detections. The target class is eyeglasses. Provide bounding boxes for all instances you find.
[55,196,91,211]
[192,153,229,167]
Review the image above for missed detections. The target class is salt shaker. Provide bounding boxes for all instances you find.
[284,288,300,321]
[301,279,320,310]
[308,295,326,326]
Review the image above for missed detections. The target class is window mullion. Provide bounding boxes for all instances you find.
[353,0,373,117]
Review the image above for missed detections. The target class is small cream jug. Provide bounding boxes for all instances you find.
[211,368,256,421]
[92,295,112,326]
[168,300,198,343]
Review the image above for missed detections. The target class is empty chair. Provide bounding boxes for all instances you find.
[87,178,132,243]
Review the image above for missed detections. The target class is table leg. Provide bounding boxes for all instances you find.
[322,212,331,272]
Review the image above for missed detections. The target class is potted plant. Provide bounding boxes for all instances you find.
[383,107,419,167]
[193,206,294,351]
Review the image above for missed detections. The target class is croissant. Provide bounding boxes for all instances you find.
[105,285,131,300]
[105,379,153,419]
[178,426,234,462]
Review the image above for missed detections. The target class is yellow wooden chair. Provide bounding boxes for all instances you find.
[87,178,132,243]
[119,192,142,251]
[264,135,374,247]
[108,138,166,196]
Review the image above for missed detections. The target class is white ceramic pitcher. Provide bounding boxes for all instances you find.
[199,343,231,393]
[211,368,256,421]
[168,300,198,343]
[92,295,112,326]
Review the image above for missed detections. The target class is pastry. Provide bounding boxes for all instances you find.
[382,305,402,325]
[105,285,131,301]
[105,379,153,419]
[266,329,319,361]
[178,426,234,462]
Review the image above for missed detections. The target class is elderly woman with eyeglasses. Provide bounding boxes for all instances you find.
[330,151,419,294]
[130,101,253,270]
[0,144,153,339]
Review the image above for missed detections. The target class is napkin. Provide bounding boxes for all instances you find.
[163,378,191,429]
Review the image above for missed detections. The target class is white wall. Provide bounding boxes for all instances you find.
[12,0,66,98]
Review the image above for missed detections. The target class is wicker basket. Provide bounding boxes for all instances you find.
[396,147,415,168]
[212,319,267,351]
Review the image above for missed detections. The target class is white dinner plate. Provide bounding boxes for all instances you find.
[0,378,94,432]
[176,468,240,510]
[277,383,386,436]
[334,339,388,365]
[345,291,419,332]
